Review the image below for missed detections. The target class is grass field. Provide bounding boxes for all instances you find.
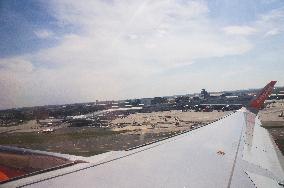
[0,127,177,157]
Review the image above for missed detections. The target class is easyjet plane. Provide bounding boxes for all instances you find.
[1,81,283,188]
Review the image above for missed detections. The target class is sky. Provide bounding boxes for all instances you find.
[0,0,284,109]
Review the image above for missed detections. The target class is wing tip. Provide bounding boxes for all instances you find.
[249,80,277,110]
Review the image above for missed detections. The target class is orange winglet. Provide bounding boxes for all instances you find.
[0,171,9,182]
[250,81,277,109]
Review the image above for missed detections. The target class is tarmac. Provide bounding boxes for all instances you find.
[259,100,284,154]
[259,100,284,127]
[110,110,230,134]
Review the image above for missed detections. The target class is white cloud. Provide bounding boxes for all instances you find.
[223,26,257,36]
[223,8,284,39]
[0,57,34,73]
[34,29,54,39]
[40,1,252,66]
[0,0,264,109]
[265,28,280,36]
[256,8,284,37]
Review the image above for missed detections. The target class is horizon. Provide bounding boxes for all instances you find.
[1,83,282,111]
[1,0,284,110]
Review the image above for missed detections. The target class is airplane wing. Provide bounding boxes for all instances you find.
[2,81,284,188]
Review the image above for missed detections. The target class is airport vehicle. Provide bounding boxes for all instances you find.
[42,128,54,133]
[1,81,283,187]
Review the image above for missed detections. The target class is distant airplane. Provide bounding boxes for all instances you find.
[2,81,284,188]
